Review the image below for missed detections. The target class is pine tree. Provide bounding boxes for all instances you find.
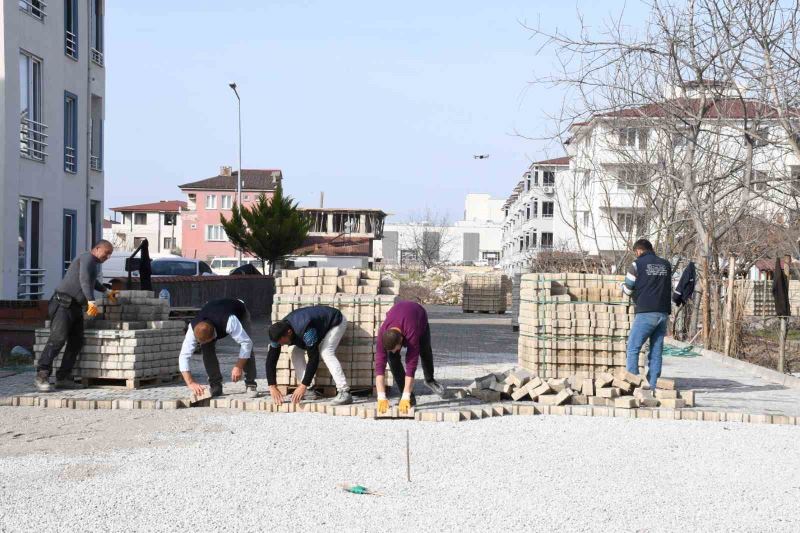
[220,185,310,274]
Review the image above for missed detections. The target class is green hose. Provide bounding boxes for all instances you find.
[662,345,699,357]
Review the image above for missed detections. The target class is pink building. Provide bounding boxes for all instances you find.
[179,167,282,261]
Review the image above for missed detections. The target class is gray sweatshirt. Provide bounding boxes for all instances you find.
[55,252,106,305]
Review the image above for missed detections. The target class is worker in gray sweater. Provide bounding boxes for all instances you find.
[35,240,116,391]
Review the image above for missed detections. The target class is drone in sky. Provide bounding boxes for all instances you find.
[473,154,490,159]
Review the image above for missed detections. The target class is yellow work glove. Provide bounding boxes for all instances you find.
[107,290,119,304]
[377,394,389,414]
[398,394,412,414]
[86,301,100,318]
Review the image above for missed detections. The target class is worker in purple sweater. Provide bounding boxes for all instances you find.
[375,300,446,414]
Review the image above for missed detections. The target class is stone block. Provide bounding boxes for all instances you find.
[640,398,660,408]
[596,372,614,388]
[658,398,685,409]
[678,390,695,407]
[597,387,620,399]
[611,379,634,393]
[655,389,678,400]
[614,397,639,409]
[547,377,569,392]
[529,382,552,400]
[582,379,595,396]
[656,378,676,390]
[633,388,654,400]
[615,368,643,386]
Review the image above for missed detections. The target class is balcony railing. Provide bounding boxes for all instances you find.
[20,118,48,161]
[17,268,46,300]
[19,0,46,20]
[65,146,76,173]
[91,48,104,67]
[65,31,78,59]
[542,213,554,219]
[90,155,102,171]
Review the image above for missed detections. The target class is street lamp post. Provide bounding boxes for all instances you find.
[228,82,243,266]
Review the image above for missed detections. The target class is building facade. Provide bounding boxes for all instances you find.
[382,193,504,266]
[1,0,106,299]
[108,200,186,254]
[179,167,282,261]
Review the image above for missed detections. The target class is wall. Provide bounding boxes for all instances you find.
[382,221,502,265]
[181,189,271,261]
[139,275,275,317]
[1,1,105,299]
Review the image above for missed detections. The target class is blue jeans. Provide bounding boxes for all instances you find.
[626,312,669,388]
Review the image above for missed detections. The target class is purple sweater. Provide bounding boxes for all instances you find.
[375,300,428,377]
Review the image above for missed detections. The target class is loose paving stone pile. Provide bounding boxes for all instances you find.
[33,291,185,389]
[466,367,695,409]
[462,273,511,314]
[271,285,397,394]
[518,273,644,378]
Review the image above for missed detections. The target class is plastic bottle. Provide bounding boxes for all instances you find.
[158,288,171,306]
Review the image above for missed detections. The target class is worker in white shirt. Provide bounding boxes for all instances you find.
[178,298,258,398]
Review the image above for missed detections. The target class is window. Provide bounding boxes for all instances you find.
[525,234,530,249]
[205,195,217,209]
[123,212,132,226]
[133,237,146,248]
[753,126,770,147]
[206,224,226,241]
[530,232,538,248]
[616,213,647,234]
[531,201,538,218]
[90,0,104,66]
[199,261,213,274]
[163,237,176,250]
[63,210,77,274]
[541,232,554,248]
[752,170,768,192]
[531,171,539,187]
[243,195,250,201]
[152,260,197,276]
[164,213,177,225]
[134,213,147,225]
[64,0,78,59]
[90,201,101,245]
[616,167,647,191]
[64,92,77,172]
[525,176,531,191]
[18,198,42,299]
[187,193,197,210]
[221,195,232,209]
[583,211,590,227]
[19,0,45,20]
[543,171,555,186]
[618,127,648,149]
[90,95,103,170]
[542,201,554,219]
[20,51,46,161]
[791,166,800,195]
[526,205,530,220]
[583,171,591,188]
[672,126,692,147]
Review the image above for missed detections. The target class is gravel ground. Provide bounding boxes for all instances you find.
[1,407,798,532]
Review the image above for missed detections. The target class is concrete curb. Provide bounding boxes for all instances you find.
[667,339,800,389]
[1,395,797,427]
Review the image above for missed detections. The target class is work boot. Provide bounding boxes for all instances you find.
[328,387,353,406]
[34,371,52,393]
[424,379,447,398]
[55,376,83,390]
[245,385,259,398]
[410,393,417,407]
[210,383,223,397]
[283,388,321,403]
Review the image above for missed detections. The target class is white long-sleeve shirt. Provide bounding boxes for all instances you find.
[178,315,253,372]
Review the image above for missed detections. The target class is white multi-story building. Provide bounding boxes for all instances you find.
[502,84,800,274]
[382,193,504,266]
[107,200,186,254]
[1,0,106,299]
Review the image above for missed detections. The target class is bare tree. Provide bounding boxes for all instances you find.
[400,209,457,270]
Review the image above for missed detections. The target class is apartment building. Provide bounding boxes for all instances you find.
[108,200,186,253]
[179,166,282,261]
[1,0,106,299]
[383,193,504,266]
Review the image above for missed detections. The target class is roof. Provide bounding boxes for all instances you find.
[293,236,372,257]
[179,169,282,191]
[300,207,388,216]
[110,200,187,213]
[597,98,798,121]
[531,156,571,166]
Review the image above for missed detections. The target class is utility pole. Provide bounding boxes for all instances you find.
[229,82,243,266]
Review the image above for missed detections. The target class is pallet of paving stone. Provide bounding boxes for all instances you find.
[276,267,398,296]
[462,273,510,313]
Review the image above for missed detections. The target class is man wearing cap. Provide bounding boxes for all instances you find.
[266,305,351,406]
[178,298,258,397]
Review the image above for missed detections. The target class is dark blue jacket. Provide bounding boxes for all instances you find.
[624,251,672,314]
[191,298,247,339]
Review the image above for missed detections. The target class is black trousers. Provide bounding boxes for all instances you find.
[387,325,435,395]
[37,297,84,380]
[201,311,257,387]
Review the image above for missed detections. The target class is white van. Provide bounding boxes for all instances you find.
[209,257,265,275]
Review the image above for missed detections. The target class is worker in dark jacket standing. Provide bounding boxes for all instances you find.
[178,298,258,398]
[267,305,351,406]
[622,239,672,388]
[35,240,117,392]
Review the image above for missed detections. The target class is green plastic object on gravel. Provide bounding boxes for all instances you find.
[663,345,699,357]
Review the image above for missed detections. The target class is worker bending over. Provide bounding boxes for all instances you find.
[35,240,118,391]
[267,305,351,406]
[179,298,258,398]
[375,300,446,415]
[622,239,672,388]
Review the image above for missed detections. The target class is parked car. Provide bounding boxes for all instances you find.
[209,257,265,275]
[150,257,215,277]
[100,252,178,283]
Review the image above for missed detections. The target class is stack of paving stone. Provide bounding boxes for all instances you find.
[33,291,184,389]
[466,367,693,409]
[511,272,523,331]
[740,279,800,316]
[462,273,510,313]
[271,286,398,394]
[518,273,641,378]
[275,267,398,296]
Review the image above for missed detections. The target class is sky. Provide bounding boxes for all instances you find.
[105,0,649,222]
